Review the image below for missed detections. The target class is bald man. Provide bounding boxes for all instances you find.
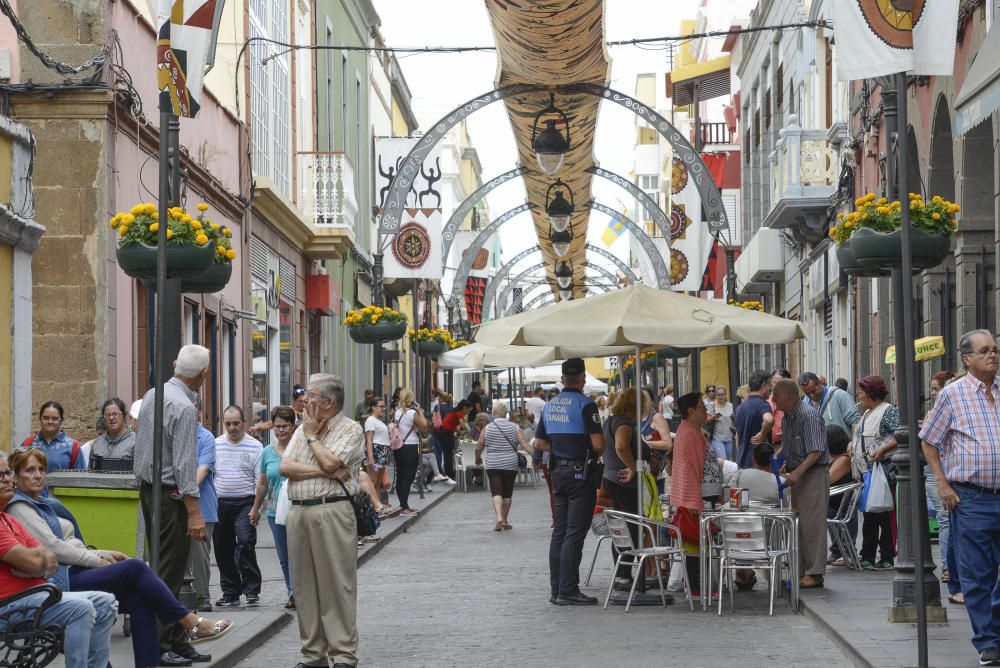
[772,379,830,589]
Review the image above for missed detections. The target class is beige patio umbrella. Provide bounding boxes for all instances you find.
[475,284,807,520]
[439,341,631,370]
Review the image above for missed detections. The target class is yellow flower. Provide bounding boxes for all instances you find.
[949,219,958,228]
[110,217,120,229]
[166,228,174,240]
[222,228,232,237]
[226,249,236,260]
[181,214,193,224]
[195,233,209,246]
[931,213,941,220]
[122,214,135,225]
[144,204,157,216]
[197,203,209,212]
[130,204,144,216]
[149,223,159,233]
[217,245,226,255]
[211,223,220,231]
[877,197,888,205]
[191,220,202,230]
[119,225,129,236]
[877,206,889,215]
[845,221,853,228]
[854,197,865,207]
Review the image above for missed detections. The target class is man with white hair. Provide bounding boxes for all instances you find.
[134,344,212,666]
[281,373,363,668]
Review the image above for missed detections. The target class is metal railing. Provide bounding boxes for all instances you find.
[296,151,358,229]
[768,114,838,206]
[700,122,732,146]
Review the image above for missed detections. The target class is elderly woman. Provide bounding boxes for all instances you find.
[671,391,710,595]
[469,412,491,441]
[854,375,898,570]
[7,449,234,668]
[88,397,136,466]
[475,401,532,531]
[19,401,84,471]
[251,405,295,609]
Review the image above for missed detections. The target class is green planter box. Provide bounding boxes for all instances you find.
[657,346,692,360]
[411,340,449,357]
[836,238,890,278]
[850,227,951,271]
[349,321,407,344]
[180,261,233,294]
[116,240,216,281]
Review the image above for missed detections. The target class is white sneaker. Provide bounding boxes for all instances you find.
[433,474,449,482]
[443,477,457,485]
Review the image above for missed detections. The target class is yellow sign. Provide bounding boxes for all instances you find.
[885,336,945,365]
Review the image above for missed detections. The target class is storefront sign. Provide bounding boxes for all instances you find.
[885,336,946,364]
[305,274,339,316]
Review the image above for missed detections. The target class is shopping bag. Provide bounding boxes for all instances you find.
[641,470,663,521]
[274,479,291,525]
[863,464,894,513]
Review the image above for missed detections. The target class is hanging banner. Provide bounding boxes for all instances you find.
[150,0,225,117]
[831,0,960,80]
[451,230,491,279]
[885,336,946,364]
[376,137,443,280]
[464,277,487,324]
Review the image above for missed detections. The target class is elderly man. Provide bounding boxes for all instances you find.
[772,378,829,589]
[280,374,363,668]
[920,329,1000,667]
[799,371,859,440]
[134,344,212,666]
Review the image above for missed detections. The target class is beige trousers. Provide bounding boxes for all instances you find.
[791,464,830,577]
[287,500,358,665]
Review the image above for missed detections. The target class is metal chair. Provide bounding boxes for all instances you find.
[584,511,611,586]
[0,584,64,667]
[715,513,790,616]
[601,510,693,612]
[828,482,863,571]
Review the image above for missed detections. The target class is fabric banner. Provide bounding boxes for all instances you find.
[601,211,625,247]
[149,0,224,117]
[382,208,443,279]
[450,230,490,279]
[464,277,487,324]
[831,0,960,80]
[669,156,713,292]
[375,137,442,212]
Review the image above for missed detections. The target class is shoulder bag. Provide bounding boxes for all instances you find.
[493,422,527,470]
[337,479,380,537]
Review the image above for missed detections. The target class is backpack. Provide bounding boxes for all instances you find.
[388,411,415,451]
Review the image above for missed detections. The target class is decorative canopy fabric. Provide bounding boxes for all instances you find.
[485,0,610,298]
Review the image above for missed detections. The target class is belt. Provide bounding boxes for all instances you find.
[290,495,351,506]
[953,481,1000,496]
[553,458,587,467]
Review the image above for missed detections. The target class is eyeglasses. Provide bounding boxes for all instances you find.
[40,416,61,423]
[103,412,123,419]
[967,348,1000,357]
[0,471,13,481]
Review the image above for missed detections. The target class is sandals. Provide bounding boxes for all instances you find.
[189,617,235,644]
[493,521,503,532]
[502,522,513,530]
[948,593,965,605]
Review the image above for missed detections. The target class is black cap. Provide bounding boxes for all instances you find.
[562,357,585,376]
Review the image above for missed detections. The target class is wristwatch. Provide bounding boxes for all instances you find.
[306,435,319,444]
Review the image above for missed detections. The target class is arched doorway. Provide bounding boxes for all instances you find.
[955,116,996,338]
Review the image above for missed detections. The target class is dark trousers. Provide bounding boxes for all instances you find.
[394,443,419,510]
[603,479,639,580]
[549,466,597,598]
[860,510,895,563]
[951,485,1000,652]
[433,429,456,480]
[139,483,193,654]
[71,558,188,668]
[214,496,261,599]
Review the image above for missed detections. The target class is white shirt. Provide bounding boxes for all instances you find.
[661,395,675,416]
[394,408,421,444]
[214,433,264,498]
[365,415,390,446]
[526,397,546,427]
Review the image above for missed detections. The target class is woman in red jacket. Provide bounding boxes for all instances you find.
[433,400,471,483]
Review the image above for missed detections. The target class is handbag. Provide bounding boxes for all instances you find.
[494,422,527,470]
[668,507,702,544]
[862,463,894,513]
[337,479,380,537]
[274,479,291,526]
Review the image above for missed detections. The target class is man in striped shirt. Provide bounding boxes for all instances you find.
[920,329,1000,667]
[213,405,264,608]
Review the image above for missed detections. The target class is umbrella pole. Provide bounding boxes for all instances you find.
[635,345,643,527]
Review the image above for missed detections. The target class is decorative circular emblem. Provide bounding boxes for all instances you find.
[670,204,691,240]
[856,0,925,49]
[670,249,689,285]
[472,248,490,271]
[391,222,431,270]
[671,157,689,195]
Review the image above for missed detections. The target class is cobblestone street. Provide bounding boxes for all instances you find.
[241,485,848,668]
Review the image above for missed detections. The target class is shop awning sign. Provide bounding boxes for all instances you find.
[885,336,945,365]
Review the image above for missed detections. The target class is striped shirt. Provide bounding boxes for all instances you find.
[919,373,1000,489]
[213,434,264,498]
[481,418,521,471]
[671,421,707,510]
[781,401,829,469]
[283,411,364,500]
[133,377,201,497]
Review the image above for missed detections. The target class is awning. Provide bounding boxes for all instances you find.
[955,22,1000,136]
[668,55,731,106]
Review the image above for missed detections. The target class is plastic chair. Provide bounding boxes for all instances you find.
[828,482,863,571]
[601,510,693,612]
[715,513,790,616]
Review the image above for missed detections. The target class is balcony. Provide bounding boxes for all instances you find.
[734,226,783,294]
[697,122,734,147]
[764,115,839,244]
[294,151,358,259]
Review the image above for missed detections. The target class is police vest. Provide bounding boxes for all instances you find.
[541,390,595,459]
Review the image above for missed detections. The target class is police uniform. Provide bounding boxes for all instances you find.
[535,359,603,603]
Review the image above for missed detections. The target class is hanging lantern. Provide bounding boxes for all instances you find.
[555,260,573,289]
[549,228,572,258]
[531,92,571,176]
[546,179,574,232]
[559,286,573,301]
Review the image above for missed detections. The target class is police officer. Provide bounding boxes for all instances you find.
[534,358,606,605]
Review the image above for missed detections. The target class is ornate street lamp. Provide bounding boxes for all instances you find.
[549,228,572,258]
[558,286,573,301]
[546,179,574,232]
[531,92,571,176]
[554,260,573,289]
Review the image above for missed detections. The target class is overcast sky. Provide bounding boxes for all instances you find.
[374,1,698,266]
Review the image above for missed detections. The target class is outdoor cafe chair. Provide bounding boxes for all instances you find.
[601,510,693,613]
[715,513,790,616]
[584,510,611,586]
[828,482,863,571]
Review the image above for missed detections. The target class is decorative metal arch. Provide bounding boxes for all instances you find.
[499,261,616,314]
[507,269,617,315]
[521,285,606,312]
[489,242,638,319]
[441,167,524,262]
[449,201,534,307]
[380,83,729,239]
[587,202,670,288]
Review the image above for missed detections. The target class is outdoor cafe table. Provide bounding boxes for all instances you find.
[698,505,799,612]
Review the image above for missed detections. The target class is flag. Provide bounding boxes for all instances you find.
[600,212,625,247]
[831,0,960,80]
[150,0,225,117]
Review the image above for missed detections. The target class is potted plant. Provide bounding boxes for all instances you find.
[345,305,407,344]
[408,328,453,357]
[180,205,237,293]
[829,192,957,273]
[449,339,470,350]
[729,298,764,312]
[112,203,216,280]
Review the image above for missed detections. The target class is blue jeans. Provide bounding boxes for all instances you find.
[268,514,292,597]
[71,558,188,668]
[951,484,1000,652]
[710,438,733,460]
[0,589,116,668]
[925,466,961,595]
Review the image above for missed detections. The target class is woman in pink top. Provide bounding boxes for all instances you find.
[671,392,709,594]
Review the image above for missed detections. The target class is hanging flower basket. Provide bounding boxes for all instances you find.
[344,306,408,344]
[657,346,692,360]
[180,261,233,294]
[411,340,449,357]
[836,238,890,278]
[850,227,951,270]
[117,240,216,280]
[408,327,454,357]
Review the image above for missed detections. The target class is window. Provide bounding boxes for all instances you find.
[355,76,362,168]
[341,55,348,149]
[249,0,291,195]
[326,26,334,150]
